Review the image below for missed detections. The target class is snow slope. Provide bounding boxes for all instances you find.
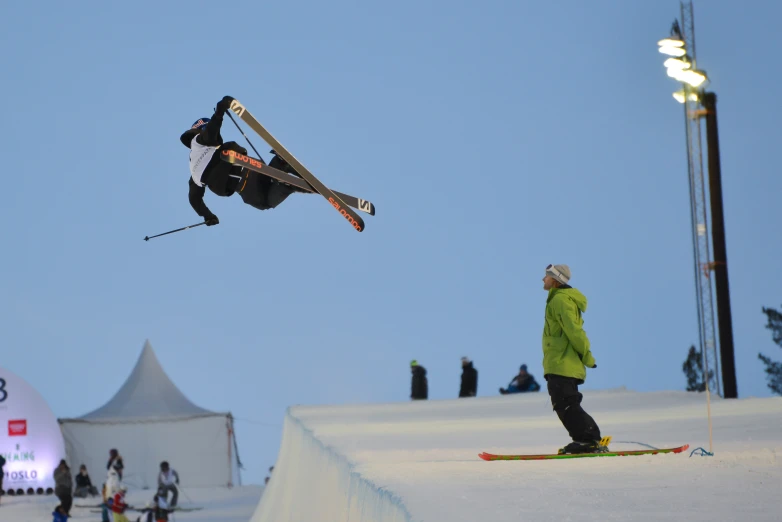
[0,485,262,522]
[252,389,782,522]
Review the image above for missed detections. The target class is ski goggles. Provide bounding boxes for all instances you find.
[545,264,566,282]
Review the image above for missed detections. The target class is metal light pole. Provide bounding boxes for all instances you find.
[702,92,738,399]
[658,2,737,399]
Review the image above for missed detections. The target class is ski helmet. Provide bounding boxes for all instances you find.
[191,117,210,130]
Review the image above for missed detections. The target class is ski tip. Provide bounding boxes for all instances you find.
[673,444,690,453]
[478,452,493,461]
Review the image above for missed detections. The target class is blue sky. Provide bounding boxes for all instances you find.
[1,0,780,485]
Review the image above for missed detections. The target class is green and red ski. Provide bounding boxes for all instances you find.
[479,444,689,461]
[228,99,367,232]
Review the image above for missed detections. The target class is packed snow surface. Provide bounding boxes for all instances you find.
[0,485,262,522]
[252,388,782,522]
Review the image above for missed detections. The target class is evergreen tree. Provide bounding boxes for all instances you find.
[682,345,712,392]
[758,306,782,396]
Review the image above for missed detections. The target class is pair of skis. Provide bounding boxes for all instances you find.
[86,507,203,513]
[227,99,373,232]
[479,437,690,461]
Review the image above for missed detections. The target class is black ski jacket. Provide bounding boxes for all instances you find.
[107,456,124,478]
[411,365,428,400]
[75,472,93,489]
[459,362,478,397]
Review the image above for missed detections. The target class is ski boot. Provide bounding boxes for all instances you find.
[558,436,612,455]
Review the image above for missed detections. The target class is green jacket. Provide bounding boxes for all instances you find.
[542,286,596,383]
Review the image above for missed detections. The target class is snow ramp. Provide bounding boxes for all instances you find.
[250,409,412,522]
[250,389,782,522]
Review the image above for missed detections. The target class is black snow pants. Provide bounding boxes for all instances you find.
[546,374,602,443]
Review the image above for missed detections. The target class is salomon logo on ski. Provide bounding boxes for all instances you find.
[229,100,246,117]
[329,197,363,231]
[222,149,264,169]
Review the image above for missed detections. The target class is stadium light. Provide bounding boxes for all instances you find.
[658,38,687,57]
[672,90,700,104]
[658,26,708,91]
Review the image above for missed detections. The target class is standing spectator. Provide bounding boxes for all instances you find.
[458,357,478,397]
[107,449,124,480]
[499,364,541,394]
[541,263,604,454]
[53,460,73,515]
[102,468,122,522]
[0,454,5,505]
[157,461,180,508]
[101,483,110,522]
[74,464,99,497]
[410,360,428,400]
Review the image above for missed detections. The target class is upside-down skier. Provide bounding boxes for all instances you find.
[179,95,302,225]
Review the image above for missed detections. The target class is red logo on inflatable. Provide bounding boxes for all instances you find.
[8,419,27,436]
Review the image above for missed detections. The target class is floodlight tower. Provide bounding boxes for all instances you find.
[658,1,737,399]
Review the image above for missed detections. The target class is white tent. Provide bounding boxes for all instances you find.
[59,340,241,489]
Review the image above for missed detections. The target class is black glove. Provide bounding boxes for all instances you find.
[592,364,597,369]
[216,96,235,112]
[205,215,219,226]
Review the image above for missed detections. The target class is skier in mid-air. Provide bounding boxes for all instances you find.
[180,95,301,225]
[541,264,606,454]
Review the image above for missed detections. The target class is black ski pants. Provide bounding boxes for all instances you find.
[237,168,295,211]
[546,374,601,443]
[55,487,73,514]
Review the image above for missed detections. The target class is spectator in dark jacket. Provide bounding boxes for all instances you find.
[54,460,73,515]
[107,448,124,479]
[459,357,478,397]
[410,360,428,400]
[500,364,541,394]
[0,454,5,505]
[74,464,99,497]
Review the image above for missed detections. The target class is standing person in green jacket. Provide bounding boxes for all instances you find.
[542,264,607,454]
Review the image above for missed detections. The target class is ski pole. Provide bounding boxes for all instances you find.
[144,221,206,241]
[226,111,264,160]
[177,485,194,505]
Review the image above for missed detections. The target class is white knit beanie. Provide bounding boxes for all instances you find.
[546,264,571,285]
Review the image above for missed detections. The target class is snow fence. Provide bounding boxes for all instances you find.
[250,408,412,522]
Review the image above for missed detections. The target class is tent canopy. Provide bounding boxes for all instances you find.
[78,340,217,421]
[59,340,241,489]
